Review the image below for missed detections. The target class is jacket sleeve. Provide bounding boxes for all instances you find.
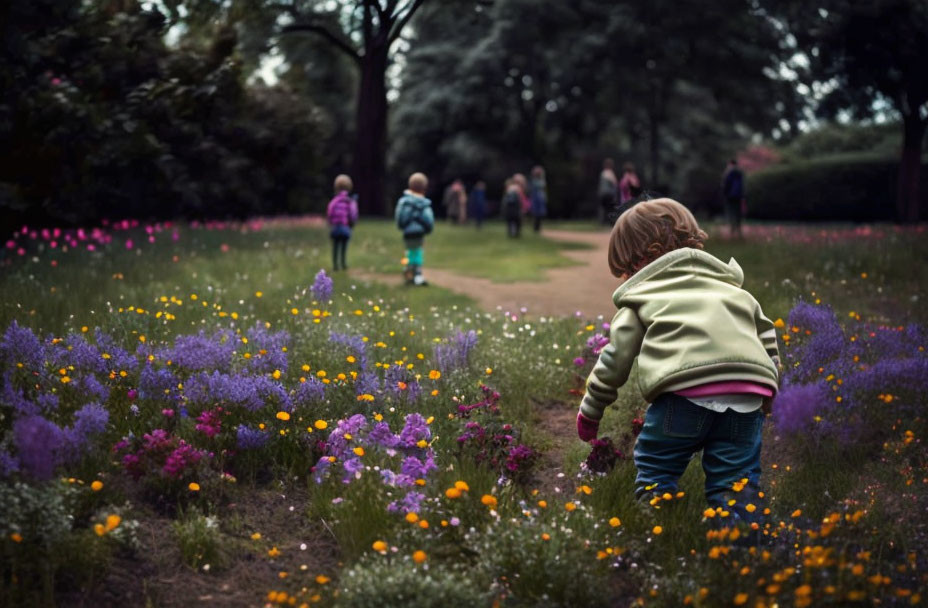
[422,204,435,230]
[579,307,645,421]
[753,302,781,369]
[395,201,406,229]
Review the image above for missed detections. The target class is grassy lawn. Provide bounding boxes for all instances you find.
[1,218,926,607]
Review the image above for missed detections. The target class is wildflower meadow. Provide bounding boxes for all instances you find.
[1,218,927,607]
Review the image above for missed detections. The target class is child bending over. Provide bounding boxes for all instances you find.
[576,198,780,522]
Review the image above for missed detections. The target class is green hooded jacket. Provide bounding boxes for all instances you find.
[580,248,780,421]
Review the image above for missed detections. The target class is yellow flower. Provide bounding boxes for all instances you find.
[105,514,121,532]
[315,574,331,584]
[251,532,262,540]
[255,291,263,298]
[445,488,462,499]
[745,503,757,513]
[353,447,365,457]
[272,369,281,380]
[537,500,547,508]
[188,482,200,492]
[791,509,802,518]
[94,523,106,536]
[346,355,356,363]
[314,420,328,430]
[60,376,71,384]
[405,512,419,523]
[412,550,427,564]
[454,480,470,492]
[609,517,621,527]
[372,540,387,552]
[733,592,748,605]
[268,546,280,557]
[485,367,493,375]
[291,308,299,315]
[773,318,785,329]
[428,370,441,380]
[276,411,290,421]
[652,525,663,535]
[416,439,428,448]
[91,480,103,492]
[578,485,593,495]
[565,502,577,512]
[10,532,23,543]
[418,520,429,529]
[541,533,551,541]
[481,495,498,508]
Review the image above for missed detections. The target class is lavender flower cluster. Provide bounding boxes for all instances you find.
[311,413,437,513]
[433,330,478,372]
[773,302,927,438]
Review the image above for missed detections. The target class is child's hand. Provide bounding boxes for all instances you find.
[762,396,774,416]
[577,412,599,442]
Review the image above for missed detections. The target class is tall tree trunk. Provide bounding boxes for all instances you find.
[354,44,389,216]
[897,112,926,223]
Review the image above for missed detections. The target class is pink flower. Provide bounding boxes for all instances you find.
[125,239,133,250]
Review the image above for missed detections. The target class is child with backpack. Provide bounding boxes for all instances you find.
[326,174,359,271]
[576,198,780,524]
[394,172,435,286]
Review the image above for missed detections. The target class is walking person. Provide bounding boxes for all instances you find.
[529,165,548,233]
[721,159,746,238]
[443,179,467,224]
[502,178,523,238]
[469,180,487,229]
[619,162,642,206]
[395,172,435,286]
[326,174,358,271]
[598,158,619,224]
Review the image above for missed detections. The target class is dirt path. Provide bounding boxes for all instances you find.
[356,229,621,319]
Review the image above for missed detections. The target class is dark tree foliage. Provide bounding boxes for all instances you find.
[764,0,928,222]
[0,0,325,228]
[391,0,798,217]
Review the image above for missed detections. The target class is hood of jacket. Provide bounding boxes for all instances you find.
[613,248,744,306]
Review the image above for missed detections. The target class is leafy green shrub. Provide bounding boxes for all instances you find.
[336,556,491,608]
[0,480,130,604]
[172,508,226,570]
[745,153,928,221]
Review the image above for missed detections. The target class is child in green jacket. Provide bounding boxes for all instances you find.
[577,198,780,522]
[394,173,435,286]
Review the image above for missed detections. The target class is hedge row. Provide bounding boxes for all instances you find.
[745,153,927,221]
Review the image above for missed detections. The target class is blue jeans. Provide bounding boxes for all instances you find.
[634,393,764,515]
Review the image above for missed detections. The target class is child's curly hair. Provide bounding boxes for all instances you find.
[607,198,708,278]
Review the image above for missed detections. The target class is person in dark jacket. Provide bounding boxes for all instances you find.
[469,180,487,229]
[529,165,548,233]
[394,172,435,286]
[722,159,746,238]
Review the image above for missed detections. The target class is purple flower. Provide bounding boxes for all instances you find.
[292,377,326,406]
[311,269,334,302]
[398,413,430,448]
[433,330,478,372]
[0,321,44,370]
[387,491,426,514]
[64,402,109,455]
[369,422,399,448]
[13,415,65,479]
[400,454,436,478]
[242,323,290,374]
[342,457,364,482]
[158,330,236,372]
[236,425,268,450]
